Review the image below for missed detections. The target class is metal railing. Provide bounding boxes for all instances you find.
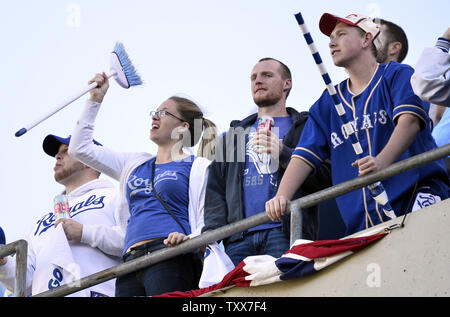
[0,240,28,297]
[4,144,450,297]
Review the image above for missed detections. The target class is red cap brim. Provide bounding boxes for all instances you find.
[319,13,357,36]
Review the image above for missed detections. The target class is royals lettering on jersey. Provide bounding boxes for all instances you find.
[330,110,389,149]
[34,194,106,237]
[127,170,178,197]
[292,62,448,235]
[124,157,193,253]
[8,180,120,297]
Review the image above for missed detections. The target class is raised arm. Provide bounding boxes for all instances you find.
[68,73,137,180]
[411,28,450,106]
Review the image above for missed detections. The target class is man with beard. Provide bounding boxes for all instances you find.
[376,19,408,65]
[203,58,331,266]
[0,135,122,297]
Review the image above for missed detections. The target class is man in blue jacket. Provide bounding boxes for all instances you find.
[203,58,331,266]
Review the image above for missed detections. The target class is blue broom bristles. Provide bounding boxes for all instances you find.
[113,42,143,87]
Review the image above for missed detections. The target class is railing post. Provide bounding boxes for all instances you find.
[32,143,450,297]
[0,239,28,297]
[14,240,28,297]
[290,204,303,246]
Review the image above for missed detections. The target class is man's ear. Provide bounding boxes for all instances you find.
[283,78,292,92]
[389,41,402,58]
[362,32,374,49]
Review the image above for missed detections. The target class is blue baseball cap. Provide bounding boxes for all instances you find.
[43,134,102,157]
[0,226,5,245]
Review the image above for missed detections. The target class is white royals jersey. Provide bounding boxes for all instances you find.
[0,179,123,297]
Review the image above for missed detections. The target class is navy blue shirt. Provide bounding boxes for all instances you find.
[243,116,293,232]
[0,226,5,245]
[124,156,194,253]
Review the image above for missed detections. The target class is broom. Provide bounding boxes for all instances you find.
[15,42,143,137]
[294,12,396,221]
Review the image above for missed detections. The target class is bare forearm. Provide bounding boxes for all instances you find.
[354,114,421,176]
[377,114,421,166]
[277,157,313,199]
[266,157,313,221]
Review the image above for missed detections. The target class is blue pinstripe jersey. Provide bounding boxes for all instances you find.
[293,62,449,235]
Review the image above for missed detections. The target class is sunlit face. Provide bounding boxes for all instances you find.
[54,144,86,184]
[250,60,289,107]
[329,22,366,67]
[150,99,187,145]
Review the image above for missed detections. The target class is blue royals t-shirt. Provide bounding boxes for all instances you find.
[124,156,194,253]
[243,116,293,232]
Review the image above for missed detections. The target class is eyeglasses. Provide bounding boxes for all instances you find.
[149,110,185,122]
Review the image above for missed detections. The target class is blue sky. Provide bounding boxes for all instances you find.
[1,0,449,242]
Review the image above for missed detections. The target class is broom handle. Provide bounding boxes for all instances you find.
[15,71,117,137]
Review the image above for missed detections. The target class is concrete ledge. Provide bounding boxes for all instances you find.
[209,198,450,297]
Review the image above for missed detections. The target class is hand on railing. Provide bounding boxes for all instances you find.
[352,155,387,176]
[265,195,289,222]
[164,232,190,247]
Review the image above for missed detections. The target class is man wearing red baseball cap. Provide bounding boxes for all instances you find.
[318,13,382,71]
[319,13,382,50]
[266,13,449,236]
